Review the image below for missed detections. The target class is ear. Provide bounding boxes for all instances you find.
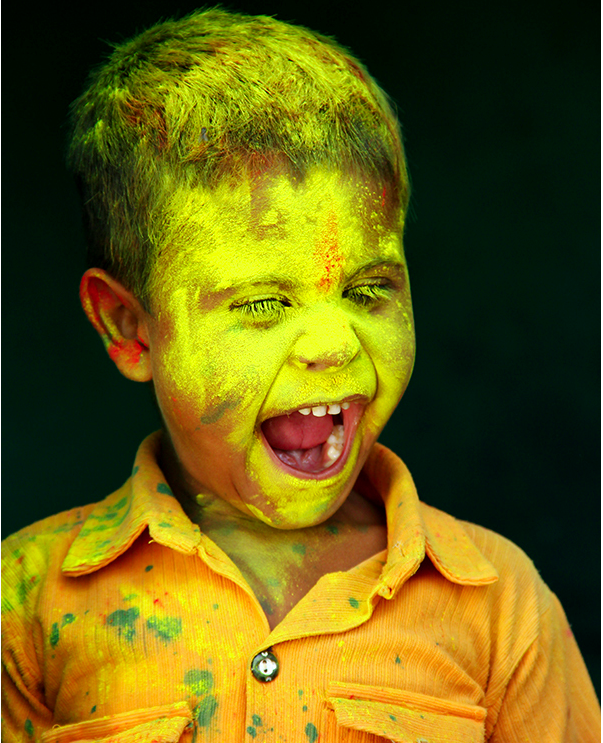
[80,268,153,382]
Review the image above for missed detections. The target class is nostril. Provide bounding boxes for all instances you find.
[301,360,328,371]
[292,342,360,371]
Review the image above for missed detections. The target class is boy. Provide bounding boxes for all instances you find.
[1,6,599,742]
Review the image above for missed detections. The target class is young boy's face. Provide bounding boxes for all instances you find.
[145,167,415,528]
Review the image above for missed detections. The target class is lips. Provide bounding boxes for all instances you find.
[259,401,365,478]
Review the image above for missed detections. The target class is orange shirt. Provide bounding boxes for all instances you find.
[2,432,599,742]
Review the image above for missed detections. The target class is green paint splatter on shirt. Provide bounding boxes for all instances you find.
[326,524,339,535]
[292,543,306,555]
[91,705,97,713]
[185,669,214,695]
[53,520,84,534]
[196,695,218,727]
[252,714,262,726]
[107,608,139,625]
[247,726,257,738]
[132,465,139,476]
[145,565,154,572]
[157,483,174,496]
[298,689,304,698]
[17,576,38,605]
[146,616,182,642]
[106,607,139,641]
[348,597,360,609]
[389,714,397,721]
[259,597,274,615]
[157,522,173,528]
[61,613,76,628]
[395,655,402,664]
[212,603,219,610]
[89,498,127,522]
[302,705,308,712]
[79,497,131,535]
[49,623,60,648]
[24,719,34,737]
[305,722,319,742]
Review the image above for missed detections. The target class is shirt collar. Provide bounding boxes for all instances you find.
[358,445,498,598]
[62,433,498,590]
[62,432,201,576]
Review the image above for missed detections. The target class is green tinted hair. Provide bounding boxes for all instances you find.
[67,6,410,307]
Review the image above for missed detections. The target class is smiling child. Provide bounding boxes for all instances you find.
[1,7,599,743]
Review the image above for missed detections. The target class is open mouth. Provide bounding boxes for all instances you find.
[260,400,364,478]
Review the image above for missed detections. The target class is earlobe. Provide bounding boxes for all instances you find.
[80,268,153,382]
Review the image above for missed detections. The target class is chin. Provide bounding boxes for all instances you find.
[242,401,380,529]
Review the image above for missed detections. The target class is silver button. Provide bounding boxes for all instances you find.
[251,649,279,682]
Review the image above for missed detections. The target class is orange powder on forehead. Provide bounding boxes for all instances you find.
[314,210,343,292]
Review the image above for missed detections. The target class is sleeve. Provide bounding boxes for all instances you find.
[2,536,53,743]
[489,590,600,742]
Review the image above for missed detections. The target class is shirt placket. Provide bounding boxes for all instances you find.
[241,564,422,741]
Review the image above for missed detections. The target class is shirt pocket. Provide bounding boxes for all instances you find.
[327,681,487,743]
[40,702,193,743]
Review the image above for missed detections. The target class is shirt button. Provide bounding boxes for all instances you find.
[251,649,279,682]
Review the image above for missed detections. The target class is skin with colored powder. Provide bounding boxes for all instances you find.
[81,165,415,627]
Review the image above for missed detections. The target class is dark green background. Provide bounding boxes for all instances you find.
[4,0,599,693]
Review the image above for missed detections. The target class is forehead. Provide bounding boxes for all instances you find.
[153,167,404,291]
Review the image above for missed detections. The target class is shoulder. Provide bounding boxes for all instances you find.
[418,502,564,699]
[421,500,545,586]
[456,514,547,597]
[420,501,555,640]
[2,503,97,615]
[2,502,98,556]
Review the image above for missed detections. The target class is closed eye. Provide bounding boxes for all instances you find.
[343,282,393,307]
[231,297,292,320]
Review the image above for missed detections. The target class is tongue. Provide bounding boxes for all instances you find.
[262,411,333,451]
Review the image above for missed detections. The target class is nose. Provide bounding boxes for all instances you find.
[289,307,362,372]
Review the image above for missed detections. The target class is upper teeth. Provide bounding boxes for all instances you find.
[298,402,349,417]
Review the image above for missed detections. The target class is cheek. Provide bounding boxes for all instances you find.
[364,301,414,368]
[150,315,226,429]
[153,320,287,436]
[361,311,415,420]
[381,318,415,375]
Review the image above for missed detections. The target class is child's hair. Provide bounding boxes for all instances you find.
[68,5,410,309]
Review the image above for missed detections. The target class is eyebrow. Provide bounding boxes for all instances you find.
[214,275,297,294]
[208,258,405,299]
[345,258,406,282]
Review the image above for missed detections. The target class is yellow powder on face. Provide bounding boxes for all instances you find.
[144,166,415,529]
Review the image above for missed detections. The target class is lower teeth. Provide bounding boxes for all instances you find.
[326,425,344,446]
[325,445,342,464]
[324,425,344,465]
